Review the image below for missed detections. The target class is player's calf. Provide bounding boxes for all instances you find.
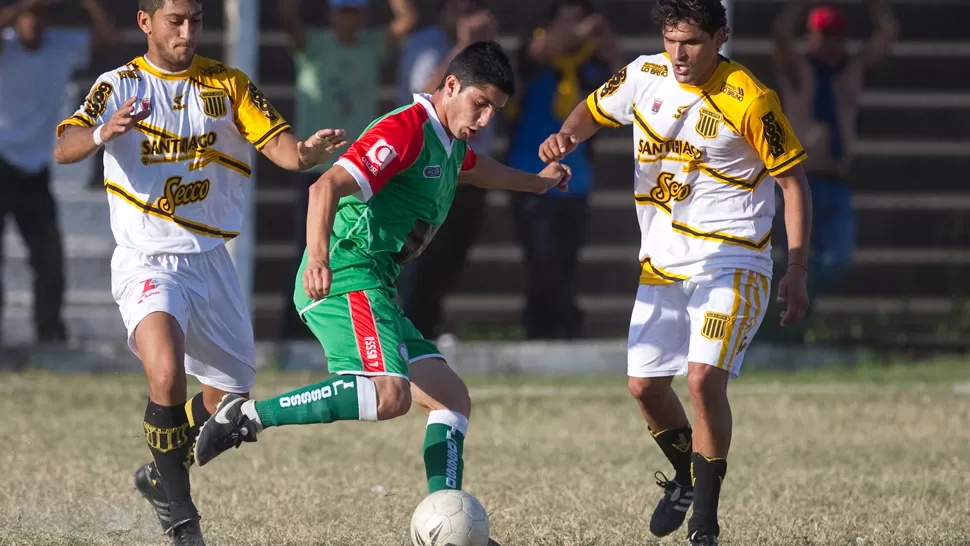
[194,375,411,467]
[410,358,472,493]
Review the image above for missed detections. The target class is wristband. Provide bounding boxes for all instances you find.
[92,125,105,147]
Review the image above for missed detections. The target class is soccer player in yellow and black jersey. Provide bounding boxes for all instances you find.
[539,0,812,544]
[53,1,346,544]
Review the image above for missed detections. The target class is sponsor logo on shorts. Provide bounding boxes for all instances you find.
[363,336,380,367]
[398,343,409,361]
[701,311,730,341]
[362,139,398,175]
[138,278,159,304]
[279,379,355,408]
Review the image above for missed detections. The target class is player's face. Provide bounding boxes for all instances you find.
[140,0,203,69]
[662,21,727,85]
[444,77,507,140]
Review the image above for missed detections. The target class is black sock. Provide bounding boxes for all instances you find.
[687,452,727,537]
[185,393,212,467]
[650,426,693,484]
[144,399,198,528]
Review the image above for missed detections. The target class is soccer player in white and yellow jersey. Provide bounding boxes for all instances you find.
[540,0,812,544]
[52,1,346,544]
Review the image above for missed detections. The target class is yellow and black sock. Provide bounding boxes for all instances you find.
[687,452,727,537]
[650,426,693,484]
[144,399,198,528]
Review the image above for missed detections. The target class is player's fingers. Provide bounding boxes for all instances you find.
[539,141,555,163]
[554,134,569,154]
[133,108,152,122]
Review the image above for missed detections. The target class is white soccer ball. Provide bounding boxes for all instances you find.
[409,489,490,546]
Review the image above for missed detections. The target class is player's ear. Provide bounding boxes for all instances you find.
[444,75,461,99]
[714,27,729,49]
[137,10,152,35]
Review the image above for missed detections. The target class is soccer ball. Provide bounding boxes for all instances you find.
[409,489,490,546]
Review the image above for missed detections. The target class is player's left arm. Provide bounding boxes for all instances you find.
[459,153,571,194]
[229,69,347,171]
[743,90,812,325]
[856,0,899,71]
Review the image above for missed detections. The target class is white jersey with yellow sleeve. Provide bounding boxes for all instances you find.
[57,55,291,255]
[586,53,806,283]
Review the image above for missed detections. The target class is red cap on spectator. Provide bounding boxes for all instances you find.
[807,6,847,34]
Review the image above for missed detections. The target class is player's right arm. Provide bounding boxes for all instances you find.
[303,110,425,300]
[54,75,150,164]
[539,58,639,163]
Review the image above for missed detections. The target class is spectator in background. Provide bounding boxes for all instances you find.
[395,0,498,339]
[277,0,417,338]
[0,0,118,345]
[772,0,897,300]
[505,0,619,339]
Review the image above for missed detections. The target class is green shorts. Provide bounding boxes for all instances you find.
[296,288,441,379]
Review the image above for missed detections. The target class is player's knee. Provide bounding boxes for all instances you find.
[375,377,412,420]
[627,376,666,404]
[687,364,728,406]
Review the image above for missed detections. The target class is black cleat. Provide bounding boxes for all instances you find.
[687,530,718,546]
[194,393,258,467]
[650,471,694,537]
[133,463,173,533]
[170,519,206,546]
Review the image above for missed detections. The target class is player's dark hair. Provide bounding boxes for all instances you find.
[441,40,515,97]
[138,0,167,14]
[651,0,727,36]
[138,0,200,15]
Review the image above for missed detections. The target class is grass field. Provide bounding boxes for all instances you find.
[2,361,969,546]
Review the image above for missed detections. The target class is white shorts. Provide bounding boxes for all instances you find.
[627,269,770,379]
[111,244,255,393]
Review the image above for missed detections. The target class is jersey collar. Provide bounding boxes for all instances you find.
[413,93,453,156]
[137,55,199,80]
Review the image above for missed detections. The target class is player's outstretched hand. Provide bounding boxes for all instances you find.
[777,265,809,326]
[538,132,579,163]
[298,129,348,170]
[303,257,332,301]
[536,161,572,193]
[101,97,151,143]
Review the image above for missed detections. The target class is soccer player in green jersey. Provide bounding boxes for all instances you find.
[194,41,569,498]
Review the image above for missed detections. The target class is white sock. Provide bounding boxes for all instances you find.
[356,376,378,422]
[427,409,469,436]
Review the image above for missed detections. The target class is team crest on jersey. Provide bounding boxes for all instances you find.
[362,139,398,175]
[701,311,730,341]
[201,90,228,118]
[695,108,722,139]
[423,165,441,178]
[651,98,663,114]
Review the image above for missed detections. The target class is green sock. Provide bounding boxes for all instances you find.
[253,375,378,428]
[424,410,468,493]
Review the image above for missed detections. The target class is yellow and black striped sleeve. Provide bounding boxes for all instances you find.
[585,59,639,128]
[741,90,807,176]
[57,75,121,137]
[229,68,291,150]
